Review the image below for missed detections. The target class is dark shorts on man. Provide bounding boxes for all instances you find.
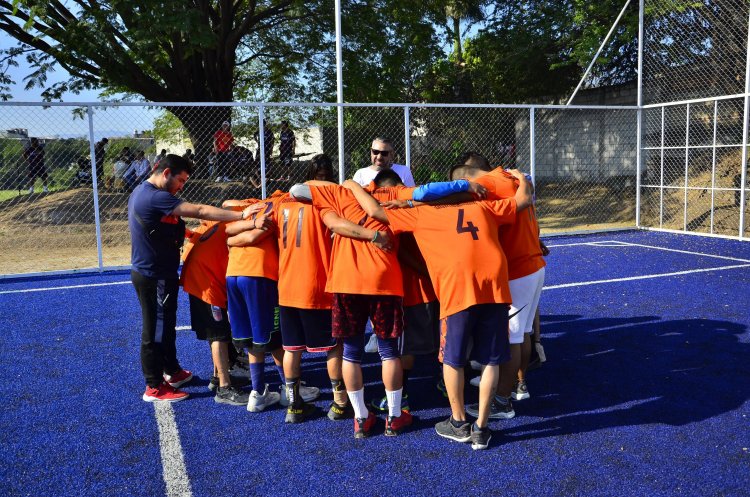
[279,306,337,353]
[188,294,231,342]
[402,300,440,356]
[28,166,48,180]
[439,303,510,368]
[226,275,281,351]
[331,293,403,340]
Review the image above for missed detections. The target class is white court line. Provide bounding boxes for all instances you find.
[545,240,621,248]
[615,241,750,263]
[0,280,131,295]
[543,263,750,290]
[154,403,193,497]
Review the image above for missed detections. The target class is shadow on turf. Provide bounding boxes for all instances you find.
[497,315,750,441]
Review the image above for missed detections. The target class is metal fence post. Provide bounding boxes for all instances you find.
[683,103,690,231]
[529,107,536,185]
[739,9,750,239]
[636,0,644,228]
[258,105,267,199]
[404,105,411,169]
[87,105,104,271]
[337,105,345,183]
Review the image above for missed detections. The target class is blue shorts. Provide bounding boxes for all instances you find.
[439,303,510,368]
[280,306,337,353]
[226,276,280,346]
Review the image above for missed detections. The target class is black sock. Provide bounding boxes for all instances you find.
[450,417,466,428]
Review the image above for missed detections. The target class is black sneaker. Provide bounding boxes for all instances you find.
[435,416,471,443]
[214,386,250,406]
[284,402,317,423]
[511,380,530,400]
[470,423,492,450]
[208,375,250,392]
[327,401,354,421]
[465,397,515,420]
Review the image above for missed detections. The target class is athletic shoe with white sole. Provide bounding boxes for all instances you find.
[163,369,193,388]
[214,386,250,406]
[285,402,317,423]
[364,334,379,353]
[469,376,481,387]
[511,380,530,400]
[247,384,280,412]
[465,397,515,420]
[468,360,483,371]
[279,382,320,406]
[327,401,354,421]
[143,382,189,403]
[435,417,471,443]
[370,393,410,412]
[208,375,250,392]
[470,423,492,450]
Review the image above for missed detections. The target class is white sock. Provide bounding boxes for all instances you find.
[347,388,368,419]
[386,388,403,417]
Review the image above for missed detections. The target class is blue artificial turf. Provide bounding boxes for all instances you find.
[1,231,748,496]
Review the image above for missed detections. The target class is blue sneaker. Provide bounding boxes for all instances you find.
[369,394,410,412]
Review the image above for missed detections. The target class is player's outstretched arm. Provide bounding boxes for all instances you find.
[342,179,387,223]
[507,169,532,211]
[412,179,487,202]
[321,211,393,252]
[226,215,275,247]
[172,202,257,223]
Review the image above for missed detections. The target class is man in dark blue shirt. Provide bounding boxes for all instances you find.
[129,154,265,402]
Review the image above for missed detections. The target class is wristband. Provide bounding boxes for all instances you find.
[240,209,246,221]
[406,200,414,208]
[371,231,380,243]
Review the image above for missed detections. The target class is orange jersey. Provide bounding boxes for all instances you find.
[386,199,517,319]
[398,233,437,306]
[364,182,416,200]
[180,221,229,307]
[473,168,545,280]
[271,195,333,309]
[225,192,283,280]
[310,184,403,296]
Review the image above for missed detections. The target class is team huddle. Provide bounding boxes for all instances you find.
[128,138,546,451]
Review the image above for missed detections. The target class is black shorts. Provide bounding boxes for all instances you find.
[402,300,440,356]
[188,294,231,342]
[280,306,337,353]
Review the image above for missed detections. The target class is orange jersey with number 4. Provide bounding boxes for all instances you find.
[386,200,517,318]
[473,168,545,280]
[310,184,403,296]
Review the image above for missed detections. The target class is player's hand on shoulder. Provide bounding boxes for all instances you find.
[467,181,487,199]
[381,199,409,209]
[372,230,394,253]
[254,214,275,231]
[507,169,526,181]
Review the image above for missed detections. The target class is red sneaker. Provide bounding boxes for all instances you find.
[143,382,189,403]
[163,369,193,388]
[385,409,413,436]
[354,412,377,439]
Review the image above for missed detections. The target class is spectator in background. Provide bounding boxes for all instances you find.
[155,149,168,166]
[214,121,234,182]
[278,120,296,181]
[352,137,415,187]
[183,149,195,164]
[24,138,48,194]
[113,149,132,191]
[125,150,151,188]
[233,146,259,188]
[94,137,108,184]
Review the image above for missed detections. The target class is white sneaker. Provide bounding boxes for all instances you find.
[214,177,222,183]
[535,342,546,363]
[364,334,379,353]
[279,382,321,406]
[469,376,481,387]
[28,187,34,194]
[42,186,48,193]
[469,360,483,371]
[247,384,280,412]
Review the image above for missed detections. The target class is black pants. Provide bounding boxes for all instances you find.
[131,270,181,388]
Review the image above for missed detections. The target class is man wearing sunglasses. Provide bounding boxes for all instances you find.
[352,137,415,188]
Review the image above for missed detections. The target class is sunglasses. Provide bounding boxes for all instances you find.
[371,149,391,156]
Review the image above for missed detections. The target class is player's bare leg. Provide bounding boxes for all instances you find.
[497,344,521,398]
[443,363,466,421]
[477,364,499,428]
[211,341,231,388]
[518,333,532,383]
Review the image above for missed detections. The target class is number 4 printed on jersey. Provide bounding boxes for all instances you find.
[456,208,479,240]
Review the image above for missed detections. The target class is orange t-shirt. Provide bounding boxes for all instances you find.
[271,195,333,309]
[180,221,229,307]
[386,199,517,318]
[225,192,283,280]
[398,233,437,307]
[473,168,545,280]
[310,184,403,296]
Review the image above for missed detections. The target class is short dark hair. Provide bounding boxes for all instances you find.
[153,154,194,176]
[281,120,289,127]
[372,137,394,147]
[374,168,402,187]
[307,154,334,181]
[450,151,491,180]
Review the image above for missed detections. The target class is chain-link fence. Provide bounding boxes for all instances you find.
[0,102,638,275]
[639,0,749,238]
